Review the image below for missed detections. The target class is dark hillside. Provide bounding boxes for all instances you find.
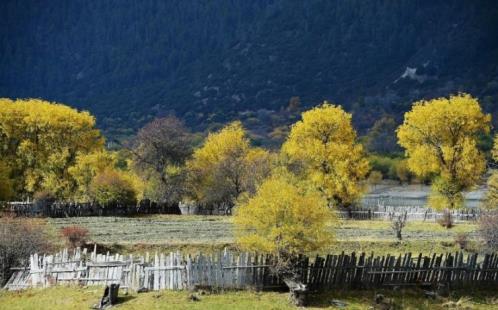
[1,0,497,141]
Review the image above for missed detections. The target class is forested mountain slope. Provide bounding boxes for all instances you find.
[1,0,497,141]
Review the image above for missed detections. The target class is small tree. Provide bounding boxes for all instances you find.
[368,171,383,190]
[390,212,407,241]
[479,210,498,251]
[234,172,335,304]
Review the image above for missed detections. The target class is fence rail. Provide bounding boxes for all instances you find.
[5,248,498,292]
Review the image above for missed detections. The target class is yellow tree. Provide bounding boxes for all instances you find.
[0,98,104,199]
[282,103,370,207]
[397,93,491,210]
[186,121,272,213]
[234,172,335,277]
[68,151,117,202]
[485,135,498,208]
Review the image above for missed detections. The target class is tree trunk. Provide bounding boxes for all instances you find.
[283,278,308,307]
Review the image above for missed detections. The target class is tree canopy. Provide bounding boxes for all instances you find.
[397,93,491,210]
[186,121,272,212]
[282,103,370,207]
[0,98,104,199]
[131,116,193,204]
[234,172,335,257]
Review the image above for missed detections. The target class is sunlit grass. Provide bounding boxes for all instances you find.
[1,285,498,309]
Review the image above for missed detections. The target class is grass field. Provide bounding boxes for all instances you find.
[41,215,483,256]
[1,285,498,309]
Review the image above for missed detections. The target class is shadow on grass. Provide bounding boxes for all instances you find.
[306,288,498,309]
[115,295,137,305]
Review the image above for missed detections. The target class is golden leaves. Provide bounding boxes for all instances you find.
[397,93,491,209]
[282,102,369,206]
[234,174,335,255]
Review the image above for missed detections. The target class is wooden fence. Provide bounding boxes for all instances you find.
[5,248,498,292]
[336,206,481,222]
[361,196,483,209]
[1,201,180,217]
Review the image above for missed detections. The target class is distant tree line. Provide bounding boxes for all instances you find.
[0,94,496,215]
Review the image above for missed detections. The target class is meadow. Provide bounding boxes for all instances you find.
[42,215,481,256]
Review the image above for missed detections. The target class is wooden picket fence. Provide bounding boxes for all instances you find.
[5,248,498,292]
[4,247,281,291]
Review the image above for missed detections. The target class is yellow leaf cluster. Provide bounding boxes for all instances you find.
[234,173,335,256]
[68,151,117,202]
[282,103,370,207]
[0,98,104,198]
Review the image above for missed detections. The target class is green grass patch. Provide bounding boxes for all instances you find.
[2,286,498,309]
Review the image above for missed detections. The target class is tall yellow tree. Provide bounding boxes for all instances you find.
[0,98,104,199]
[486,135,498,208]
[397,93,491,210]
[282,103,370,207]
[186,121,273,213]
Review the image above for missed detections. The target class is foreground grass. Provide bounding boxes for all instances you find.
[2,286,498,309]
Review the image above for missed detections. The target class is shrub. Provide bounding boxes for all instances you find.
[437,209,454,229]
[454,233,468,250]
[89,169,139,207]
[369,155,400,180]
[479,210,498,251]
[0,216,52,285]
[60,226,89,248]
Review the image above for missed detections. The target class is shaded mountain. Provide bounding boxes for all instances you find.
[1,0,497,142]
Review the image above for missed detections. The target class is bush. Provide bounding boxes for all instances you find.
[0,216,52,285]
[60,226,89,248]
[479,210,498,251]
[369,155,403,181]
[89,169,139,207]
[454,233,468,250]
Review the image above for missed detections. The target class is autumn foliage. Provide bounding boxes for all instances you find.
[282,103,370,207]
[0,98,104,199]
[397,93,491,210]
[234,173,335,257]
